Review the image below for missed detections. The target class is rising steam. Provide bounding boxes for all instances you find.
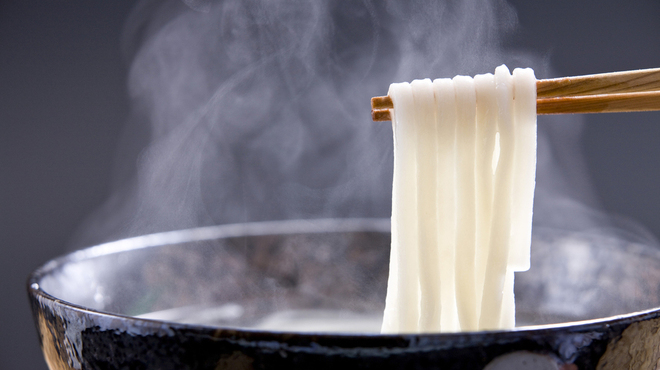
[70,0,651,248]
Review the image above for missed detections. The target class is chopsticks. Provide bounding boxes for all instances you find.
[371,67,660,121]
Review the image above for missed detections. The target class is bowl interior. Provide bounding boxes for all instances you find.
[35,220,660,332]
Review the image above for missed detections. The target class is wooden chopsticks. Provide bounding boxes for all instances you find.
[371,67,660,121]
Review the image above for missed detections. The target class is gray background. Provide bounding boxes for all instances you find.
[2,1,659,368]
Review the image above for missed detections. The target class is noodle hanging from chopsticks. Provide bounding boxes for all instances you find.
[381,65,537,333]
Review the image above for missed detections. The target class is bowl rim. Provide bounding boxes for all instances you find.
[27,217,660,345]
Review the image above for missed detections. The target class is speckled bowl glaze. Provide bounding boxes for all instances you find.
[28,219,660,369]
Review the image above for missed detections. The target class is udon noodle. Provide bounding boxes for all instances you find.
[381,65,537,333]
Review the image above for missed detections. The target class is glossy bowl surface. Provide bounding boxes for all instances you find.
[28,219,660,369]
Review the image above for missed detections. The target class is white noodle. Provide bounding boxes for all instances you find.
[433,78,460,332]
[381,65,537,333]
[453,75,479,331]
[474,73,497,317]
[479,65,516,330]
[382,82,419,333]
[412,78,441,332]
[510,68,537,271]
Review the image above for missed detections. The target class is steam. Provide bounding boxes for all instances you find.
[70,0,654,248]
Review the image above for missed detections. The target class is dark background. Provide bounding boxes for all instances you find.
[1,1,659,368]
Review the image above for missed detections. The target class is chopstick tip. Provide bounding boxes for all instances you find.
[372,109,392,121]
[372,96,393,110]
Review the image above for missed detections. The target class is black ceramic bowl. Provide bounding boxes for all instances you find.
[28,218,660,369]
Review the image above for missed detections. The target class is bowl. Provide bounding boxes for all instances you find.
[28,218,660,369]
